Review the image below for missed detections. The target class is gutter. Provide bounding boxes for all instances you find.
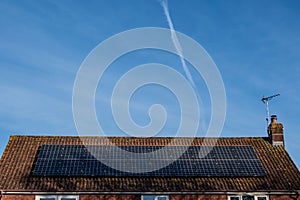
[1,191,300,196]
[289,191,299,200]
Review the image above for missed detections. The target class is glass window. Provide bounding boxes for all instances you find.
[242,196,254,200]
[61,198,77,200]
[157,197,168,200]
[36,196,78,200]
[36,196,57,200]
[257,197,267,200]
[142,196,155,200]
[59,196,78,200]
[40,199,56,200]
[142,195,169,200]
[229,194,268,200]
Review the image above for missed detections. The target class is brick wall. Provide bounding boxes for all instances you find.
[1,195,35,200]
[270,194,300,200]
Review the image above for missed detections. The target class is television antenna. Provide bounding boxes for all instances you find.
[261,93,280,125]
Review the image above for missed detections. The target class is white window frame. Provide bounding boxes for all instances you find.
[58,196,79,200]
[35,195,57,200]
[35,195,79,200]
[142,195,169,200]
[228,195,240,200]
[255,195,269,200]
[228,194,269,200]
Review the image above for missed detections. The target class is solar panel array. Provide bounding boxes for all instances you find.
[32,145,266,177]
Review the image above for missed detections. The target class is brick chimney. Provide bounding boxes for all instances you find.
[268,115,284,146]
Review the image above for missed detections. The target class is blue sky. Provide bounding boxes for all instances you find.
[0,0,299,168]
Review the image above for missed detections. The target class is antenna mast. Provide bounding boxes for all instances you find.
[261,93,280,125]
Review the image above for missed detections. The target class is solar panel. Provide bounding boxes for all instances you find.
[32,145,266,177]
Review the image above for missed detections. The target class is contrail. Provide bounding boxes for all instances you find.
[159,0,208,135]
[160,0,196,87]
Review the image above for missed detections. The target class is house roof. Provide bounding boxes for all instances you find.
[0,135,300,193]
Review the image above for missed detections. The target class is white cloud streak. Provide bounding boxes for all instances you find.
[160,0,195,87]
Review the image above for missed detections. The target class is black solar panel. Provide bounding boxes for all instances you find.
[32,145,266,177]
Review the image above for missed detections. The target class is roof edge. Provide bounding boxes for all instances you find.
[0,135,16,161]
[1,191,299,195]
[7,135,269,139]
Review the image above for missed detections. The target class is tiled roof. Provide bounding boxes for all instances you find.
[0,136,299,192]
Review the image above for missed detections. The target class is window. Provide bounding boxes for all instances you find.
[36,196,57,200]
[157,197,168,200]
[40,198,56,200]
[229,195,268,200]
[257,197,267,200]
[142,195,169,200]
[229,196,240,200]
[35,196,79,200]
[242,196,255,200]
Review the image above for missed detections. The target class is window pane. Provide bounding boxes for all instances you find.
[157,197,168,200]
[61,198,76,200]
[143,196,155,200]
[230,197,240,200]
[40,198,56,200]
[257,197,267,200]
[242,196,254,200]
